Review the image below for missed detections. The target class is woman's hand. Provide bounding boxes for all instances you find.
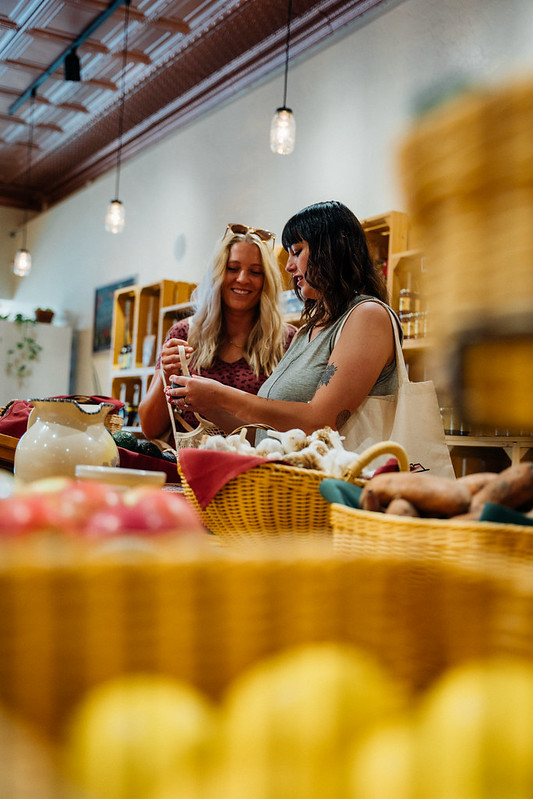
[160,338,193,381]
[166,373,223,416]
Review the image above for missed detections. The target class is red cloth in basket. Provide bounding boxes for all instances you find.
[178,449,272,508]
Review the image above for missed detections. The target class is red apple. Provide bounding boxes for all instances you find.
[25,478,123,533]
[80,506,128,539]
[0,494,47,536]
[119,488,206,536]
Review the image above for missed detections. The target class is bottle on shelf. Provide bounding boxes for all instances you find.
[118,300,133,369]
[128,383,141,427]
[142,296,157,367]
[398,272,422,340]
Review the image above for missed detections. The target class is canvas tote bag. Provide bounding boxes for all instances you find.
[338,302,455,477]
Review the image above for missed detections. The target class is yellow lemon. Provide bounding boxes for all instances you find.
[416,657,533,799]
[219,642,403,799]
[63,673,220,799]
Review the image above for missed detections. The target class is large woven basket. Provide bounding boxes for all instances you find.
[179,460,332,542]
[331,502,533,567]
[2,543,533,744]
[177,440,409,544]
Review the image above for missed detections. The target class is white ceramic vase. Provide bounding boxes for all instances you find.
[14,398,120,483]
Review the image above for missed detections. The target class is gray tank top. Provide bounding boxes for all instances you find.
[258,295,401,404]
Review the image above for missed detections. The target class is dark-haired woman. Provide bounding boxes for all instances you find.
[166,200,401,437]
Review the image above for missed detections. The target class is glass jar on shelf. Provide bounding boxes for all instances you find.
[398,272,420,315]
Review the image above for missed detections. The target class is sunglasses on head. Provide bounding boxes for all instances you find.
[224,223,276,246]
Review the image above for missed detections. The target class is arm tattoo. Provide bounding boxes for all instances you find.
[336,409,351,428]
[318,362,337,388]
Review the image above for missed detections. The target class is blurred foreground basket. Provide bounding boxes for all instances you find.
[399,78,533,428]
[2,543,533,743]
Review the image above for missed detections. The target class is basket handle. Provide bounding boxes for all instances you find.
[342,440,410,482]
[228,423,276,436]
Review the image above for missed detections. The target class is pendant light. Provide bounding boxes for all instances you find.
[13,89,36,277]
[105,0,130,234]
[270,0,295,155]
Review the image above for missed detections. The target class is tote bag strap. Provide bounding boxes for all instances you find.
[159,349,208,438]
[177,345,218,429]
[334,299,409,386]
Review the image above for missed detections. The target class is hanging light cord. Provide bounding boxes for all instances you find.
[281,0,293,109]
[114,0,130,200]
[22,88,36,251]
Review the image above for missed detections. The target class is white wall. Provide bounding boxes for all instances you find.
[2,0,533,395]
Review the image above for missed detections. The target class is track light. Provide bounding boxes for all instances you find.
[64,49,81,81]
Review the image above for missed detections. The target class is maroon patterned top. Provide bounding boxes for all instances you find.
[158,317,296,427]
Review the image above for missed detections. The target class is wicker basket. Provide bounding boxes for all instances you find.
[399,78,533,427]
[179,460,332,542]
[177,440,409,544]
[2,544,533,744]
[331,502,533,566]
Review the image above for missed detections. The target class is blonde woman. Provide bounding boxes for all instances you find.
[138,223,297,440]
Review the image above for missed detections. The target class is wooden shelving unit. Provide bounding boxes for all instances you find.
[446,436,533,467]
[157,301,195,356]
[109,280,196,431]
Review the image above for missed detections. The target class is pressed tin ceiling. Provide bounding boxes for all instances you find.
[0,0,400,212]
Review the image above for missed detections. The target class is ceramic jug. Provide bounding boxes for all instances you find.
[14,398,120,483]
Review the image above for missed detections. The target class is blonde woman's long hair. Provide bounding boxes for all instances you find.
[187,229,286,377]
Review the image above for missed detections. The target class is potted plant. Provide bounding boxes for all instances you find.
[6,313,43,381]
[35,307,55,324]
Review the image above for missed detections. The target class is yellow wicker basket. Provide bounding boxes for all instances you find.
[178,460,332,542]
[399,78,533,427]
[177,440,409,544]
[2,543,533,744]
[330,502,533,566]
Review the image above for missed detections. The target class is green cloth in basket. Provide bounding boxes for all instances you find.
[319,479,363,509]
[479,502,533,527]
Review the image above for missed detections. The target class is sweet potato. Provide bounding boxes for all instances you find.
[361,487,383,513]
[361,473,471,518]
[457,472,499,496]
[449,509,483,521]
[385,497,420,517]
[470,462,533,512]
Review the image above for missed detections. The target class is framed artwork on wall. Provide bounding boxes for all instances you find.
[93,276,136,352]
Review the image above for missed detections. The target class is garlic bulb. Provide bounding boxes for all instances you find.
[267,428,308,453]
[309,426,345,451]
[283,450,323,471]
[255,438,285,458]
[198,424,365,480]
[200,435,234,452]
[225,428,254,454]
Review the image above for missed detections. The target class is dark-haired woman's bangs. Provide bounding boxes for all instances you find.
[281,217,302,250]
